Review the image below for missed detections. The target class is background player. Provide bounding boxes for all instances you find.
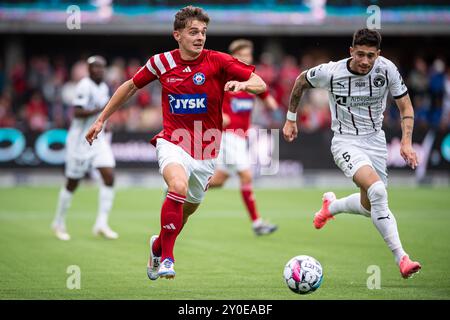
[209,39,278,236]
[283,28,421,279]
[85,6,266,280]
[52,56,118,241]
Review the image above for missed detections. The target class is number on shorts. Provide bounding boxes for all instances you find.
[342,152,351,162]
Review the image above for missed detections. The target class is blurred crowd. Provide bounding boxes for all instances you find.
[0,52,449,134]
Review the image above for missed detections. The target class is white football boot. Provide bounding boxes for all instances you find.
[52,222,71,241]
[252,220,278,236]
[93,224,119,240]
[147,235,161,281]
[158,258,176,279]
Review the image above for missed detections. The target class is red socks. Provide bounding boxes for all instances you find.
[152,191,185,262]
[240,183,260,222]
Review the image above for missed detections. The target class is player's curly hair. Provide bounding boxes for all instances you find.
[174,6,210,30]
[352,28,382,49]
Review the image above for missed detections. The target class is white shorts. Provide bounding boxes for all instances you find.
[156,138,216,204]
[65,139,115,179]
[216,131,251,174]
[331,130,388,186]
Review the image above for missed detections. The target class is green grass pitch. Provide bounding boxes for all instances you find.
[0,186,449,300]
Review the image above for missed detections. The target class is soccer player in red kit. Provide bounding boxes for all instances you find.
[85,6,266,280]
[209,39,279,236]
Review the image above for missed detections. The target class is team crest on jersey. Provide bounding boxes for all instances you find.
[373,75,386,87]
[193,72,206,85]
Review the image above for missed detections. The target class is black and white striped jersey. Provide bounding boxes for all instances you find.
[305,56,408,136]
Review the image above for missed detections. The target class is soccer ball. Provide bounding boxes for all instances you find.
[283,255,323,294]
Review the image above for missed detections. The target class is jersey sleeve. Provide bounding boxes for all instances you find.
[72,80,90,109]
[305,62,333,89]
[386,60,408,99]
[132,58,159,89]
[215,52,255,82]
[257,90,270,99]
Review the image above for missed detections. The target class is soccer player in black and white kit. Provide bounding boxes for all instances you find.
[283,28,421,279]
[52,56,118,241]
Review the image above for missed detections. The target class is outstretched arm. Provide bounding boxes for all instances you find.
[85,79,138,145]
[224,72,267,95]
[282,70,312,142]
[395,93,419,169]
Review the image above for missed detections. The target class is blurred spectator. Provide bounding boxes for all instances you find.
[440,67,450,130]
[408,57,429,99]
[429,58,446,127]
[299,53,316,70]
[71,59,89,82]
[413,95,432,130]
[0,92,16,127]
[0,61,5,94]
[28,56,52,93]
[126,58,141,79]
[106,57,126,92]
[277,55,301,110]
[298,89,330,132]
[24,91,48,132]
[10,61,27,112]
[256,52,278,88]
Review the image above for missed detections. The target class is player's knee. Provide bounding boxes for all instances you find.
[367,181,387,205]
[168,180,188,196]
[103,174,114,187]
[238,170,252,185]
[240,175,252,185]
[211,179,225,188]
[66,179,79,192]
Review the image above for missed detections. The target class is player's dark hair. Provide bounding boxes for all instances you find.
[228,39,253,55]
[174,6,210,30]
[352,28,381,49]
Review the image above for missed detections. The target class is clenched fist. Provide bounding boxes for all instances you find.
[283,120,298,142]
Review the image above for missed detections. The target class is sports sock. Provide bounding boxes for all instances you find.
[252,218,263,228]
[241,183,260,222]
[367,181,406,264]
[95,185,115,228]
[329,193,371,217]
[156,191,185,263]
[53,187,73,227]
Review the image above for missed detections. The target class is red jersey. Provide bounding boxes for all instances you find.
[222,90,269,137]
[132,49,255,159]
